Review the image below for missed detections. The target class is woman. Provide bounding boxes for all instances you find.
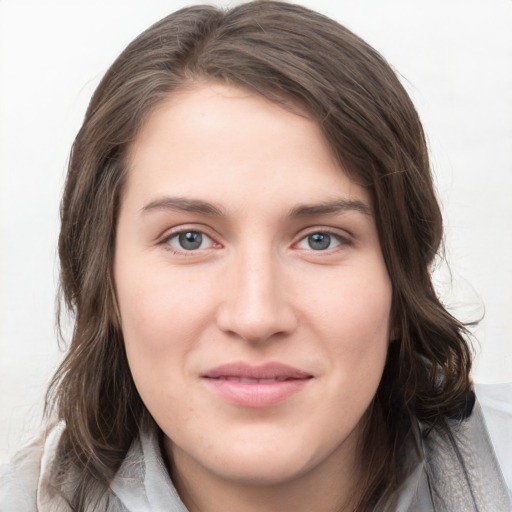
[1,2,510,511]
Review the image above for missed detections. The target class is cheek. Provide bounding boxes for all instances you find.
[116,260,211,350]
[116,278,199,432]
[311,261,392,344]
[114,265,200,401]
[309,262,392,393]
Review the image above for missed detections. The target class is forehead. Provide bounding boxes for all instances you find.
[124,82,371,214]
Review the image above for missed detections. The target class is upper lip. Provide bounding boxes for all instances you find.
[201,362,312,380]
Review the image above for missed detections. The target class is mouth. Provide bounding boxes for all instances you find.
[211,376,295,383]
[201,362,312,380]
[201,362,313,408]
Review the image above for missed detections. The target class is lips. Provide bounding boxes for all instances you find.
[201,362,313,408]
[202,362,311,380]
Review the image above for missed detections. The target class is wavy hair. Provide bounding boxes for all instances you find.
[46,2,474,509]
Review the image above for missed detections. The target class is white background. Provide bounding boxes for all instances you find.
[1,0,511,464]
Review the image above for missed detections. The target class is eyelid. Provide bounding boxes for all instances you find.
[158,225,222,253]
[292,227,353,251]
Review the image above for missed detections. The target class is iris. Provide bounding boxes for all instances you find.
[179,231,203,250]
[308,233,331,250]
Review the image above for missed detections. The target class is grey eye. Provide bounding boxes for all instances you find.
[178,231,203,250]
[307,233,332,250]
[165,230,216,253]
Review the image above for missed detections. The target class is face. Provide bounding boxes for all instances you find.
[115,83,392,493]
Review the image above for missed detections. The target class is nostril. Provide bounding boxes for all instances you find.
[215,258,298,342]
[216,302,298,344]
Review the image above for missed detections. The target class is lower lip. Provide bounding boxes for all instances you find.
[203,378,311,408]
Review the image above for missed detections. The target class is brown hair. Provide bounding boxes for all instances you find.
[47,1,474,509]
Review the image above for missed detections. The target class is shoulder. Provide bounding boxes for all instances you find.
[476,382,512,493]
[0,423,64,512]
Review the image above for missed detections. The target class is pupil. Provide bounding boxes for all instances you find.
[179,231,202,250]
[308,233,330,250]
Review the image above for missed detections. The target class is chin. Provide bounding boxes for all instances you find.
[213,431,343,486]
[209,453,314,487]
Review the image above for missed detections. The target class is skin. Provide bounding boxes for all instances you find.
[115,82,393,512]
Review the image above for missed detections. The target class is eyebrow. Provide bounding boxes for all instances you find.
[287,198,372,218]
[141,197,225,216]
[141,196,371,218]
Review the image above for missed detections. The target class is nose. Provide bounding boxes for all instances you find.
[216,248,298,343]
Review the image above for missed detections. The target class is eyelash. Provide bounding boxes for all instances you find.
[159,227,352,255]
[294,230,351,253]
[160,228,219,255]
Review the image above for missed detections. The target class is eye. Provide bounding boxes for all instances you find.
[165,230,215,251]
[296,232,344,251]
